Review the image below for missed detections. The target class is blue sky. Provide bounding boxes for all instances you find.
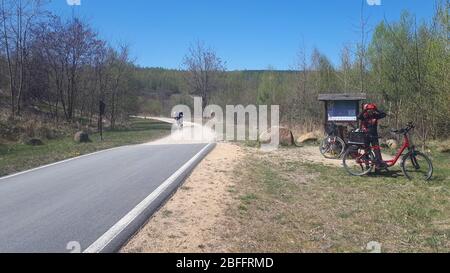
[48,0,437,70]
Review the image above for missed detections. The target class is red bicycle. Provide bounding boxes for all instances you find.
[343,122,433,181]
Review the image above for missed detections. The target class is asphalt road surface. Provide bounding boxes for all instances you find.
[0,141,214,253]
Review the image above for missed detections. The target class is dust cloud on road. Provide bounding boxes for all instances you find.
[138,117,217,145]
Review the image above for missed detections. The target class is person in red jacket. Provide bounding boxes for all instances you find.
[358,103,387,170]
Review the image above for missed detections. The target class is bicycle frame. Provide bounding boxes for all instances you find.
[385,134,410,167]
[368,133,412,167]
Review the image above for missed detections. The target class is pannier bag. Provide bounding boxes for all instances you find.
[348,131,368,146]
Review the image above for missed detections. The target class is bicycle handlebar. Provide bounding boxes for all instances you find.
[391,122,415,135]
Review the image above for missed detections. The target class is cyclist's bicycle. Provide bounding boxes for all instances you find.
[175,117,183,128]
[174,112,184,129]
[342,122,433,181]
[320,122,346,159]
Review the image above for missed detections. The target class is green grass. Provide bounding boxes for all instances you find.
[302,161,449,252]
[430,150,450,184]
[0,118,172,177]
[226,145,450,253]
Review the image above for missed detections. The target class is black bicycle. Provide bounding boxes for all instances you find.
[319,122,346,159]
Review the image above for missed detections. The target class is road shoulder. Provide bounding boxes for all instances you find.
[122,143,244,253]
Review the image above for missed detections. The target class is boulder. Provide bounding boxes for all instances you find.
[25,138,44,146]
[74,131,91,143]
[297,132,320,144]
[259,130,272,144]
[386,139,399,149]
[279,127,295,146]
[258,127,295,146]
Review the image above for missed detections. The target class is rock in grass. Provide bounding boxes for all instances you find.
[259,127,295,146]
[74,131,91,143]
[25,138,44,146]
[259,131,272,144]
[297,132,320,144]
[279,128,295,146]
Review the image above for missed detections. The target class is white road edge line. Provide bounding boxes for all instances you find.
[83,143,215,253]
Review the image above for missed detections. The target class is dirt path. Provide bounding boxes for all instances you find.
[122,143,243,253]
[286,146,343,167]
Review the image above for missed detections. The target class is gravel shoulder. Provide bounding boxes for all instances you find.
[122,143,244,253]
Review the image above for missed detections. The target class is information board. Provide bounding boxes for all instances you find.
[327,101,358,122]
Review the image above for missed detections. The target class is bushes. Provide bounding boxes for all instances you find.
[0,113,69,143]
[0,119,21,141]
[21,119,62,140]
[437,139,450,154]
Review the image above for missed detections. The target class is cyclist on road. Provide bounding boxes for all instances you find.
[174,112,184,128]
[358,103,387,170]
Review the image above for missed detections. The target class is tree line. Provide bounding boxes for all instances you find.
[0,0,136,129]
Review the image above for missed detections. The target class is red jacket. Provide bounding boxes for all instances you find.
[358,110,387,136]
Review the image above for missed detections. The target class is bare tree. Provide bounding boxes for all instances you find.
[30,17,103,121]
[339,44,353,91]
[296,40,308,101]
[353,0,371,93]
[182,41,226,108]
[0,0,46,117]
[289,42,310,126]
[63,19,99,121]
[106,45,131,129]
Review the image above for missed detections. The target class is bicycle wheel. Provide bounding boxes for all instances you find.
[320,136,346,159]
[401,151,433,181]
[343,147,374,176]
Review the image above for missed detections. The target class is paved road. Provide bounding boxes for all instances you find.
[0,142,213,253]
